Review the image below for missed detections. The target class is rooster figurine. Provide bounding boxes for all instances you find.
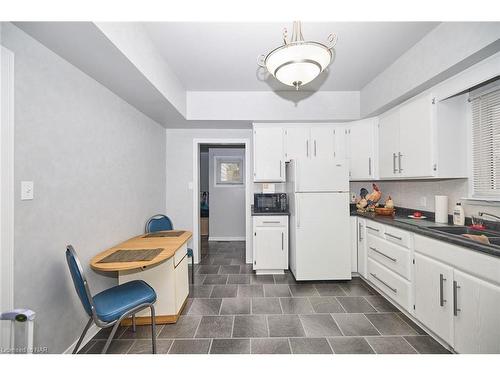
[356,188,369,211]
[366,183,382,209]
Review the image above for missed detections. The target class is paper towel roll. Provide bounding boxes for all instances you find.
[435,195,449,224]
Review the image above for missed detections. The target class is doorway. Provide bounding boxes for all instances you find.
[192,139,252,265]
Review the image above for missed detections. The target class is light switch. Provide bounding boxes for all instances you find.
[21,181,34,200]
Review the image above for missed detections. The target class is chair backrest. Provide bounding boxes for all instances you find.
[65,245,94,317]
[145,214,173,233]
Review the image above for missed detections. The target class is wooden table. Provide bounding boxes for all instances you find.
[90,230,192,325]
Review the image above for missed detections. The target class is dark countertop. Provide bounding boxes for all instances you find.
[351,210,500,258]
[251,205,289,216]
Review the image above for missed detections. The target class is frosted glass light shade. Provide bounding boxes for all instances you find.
[265,42,332,88]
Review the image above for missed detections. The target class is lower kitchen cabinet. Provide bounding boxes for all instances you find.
[350,216,358,273]
[414,252,454,346]
[453,269,500,354]
[253,216,288,274]
[356,218,367,277]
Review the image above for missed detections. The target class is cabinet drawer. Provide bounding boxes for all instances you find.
[367,258,411,310]
[367,234,411,280]
[383,226,411,248]
[365,220,384,238]
[174,243,187,267]
[253,216,288,227]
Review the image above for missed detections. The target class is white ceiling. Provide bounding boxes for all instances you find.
[145,22,439,91]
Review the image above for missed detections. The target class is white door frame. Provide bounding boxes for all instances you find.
[192,138,252,264]
[0,46,15,349]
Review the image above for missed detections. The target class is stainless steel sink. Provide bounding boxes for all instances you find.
[429,226,500,238]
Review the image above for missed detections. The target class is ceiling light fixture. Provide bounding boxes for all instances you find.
[258,21,337,90]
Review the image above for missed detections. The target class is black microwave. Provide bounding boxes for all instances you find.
[254,193,288,213]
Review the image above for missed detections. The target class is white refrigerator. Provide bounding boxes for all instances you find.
[286,159,351,281]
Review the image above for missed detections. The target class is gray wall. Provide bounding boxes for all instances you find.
[199,151,209,192]
[1,23,166,353]
[208,148,246,240]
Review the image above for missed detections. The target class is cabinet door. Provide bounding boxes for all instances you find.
[378,111,400,178]
[254,226,287,270]
[453,270,500,353]
[350,217,358,273]
[174,255,189,313]
[357,219,367,277]
[285,127,310,162]
[414,253,454,345]
[349,120,375,180]
[310,127,335,161]
[399,94,435,177]
[253,127,285,182]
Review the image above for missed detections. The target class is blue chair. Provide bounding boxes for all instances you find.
[66,245,157,354]
[145,214,195,284]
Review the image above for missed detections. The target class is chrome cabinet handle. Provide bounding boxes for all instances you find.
[439,274,447,307]
[368,157,372,176]
[306,140,309,157]
[314,140,317,157]
[393,153,397,174]
[281,232,284,250]
[398,152,403,173]
[366,225,379,232]
[279,160,282,177]
[370,273,397,294]
[358,222,363,242]
[385,232,402,241]
[369,246,397,262]
[453,281,461,316]
[263,221,280,224]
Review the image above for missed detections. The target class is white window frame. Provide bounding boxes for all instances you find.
[213,156,244,186]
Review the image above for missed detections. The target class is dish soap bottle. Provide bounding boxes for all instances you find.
[453,202,465,225]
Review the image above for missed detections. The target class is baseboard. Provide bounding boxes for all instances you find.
[63,323,100,354]
[208,236,245,242]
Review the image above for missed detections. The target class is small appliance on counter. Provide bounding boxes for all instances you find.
[435,195,449,224]
[253,193,288,213]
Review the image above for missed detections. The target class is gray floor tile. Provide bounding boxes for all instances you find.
[93,326,127,340]
[195,316,233,338]
[219,265,241,274]
[119,324,158,340]
[328,337,374,354]
[365,313,418,335]
[299,314,342,337]
[264,284,292,297]
[197,265,220,274]
[289,284,319,297]
[341,283,376,296]
[251,338,291,354]
[227,274,250,284]
[181,298,193,315]
[268,315,305,337]
[309,296,345,313]
[366,336,417,354]
[159,316,201,338]
[289,338,333,354]
[129,339,172,354]
[251,275,275,284]
[210,339,251,354]
[210,285,238,298]
[212,258,233,265]
[365,295,399,312]
[337,297,377,313]
[252,297,282,314]
[203,275,228,285]
[240,264,254,274]
[232,315,268,338]
[273,273,297,284]
[332,313,380,336]
[230,258,246,266]
[85,339,135,354]
[78,339,98,354]
[220,298,251,315]
[238,285,264,297]
[314,284,347,296]
[189,285,213,298]
[403,336,450,354]
[190,274,207,286]
[397,312,427,334]
[168,339,211,354]
[280,297,314,314]
[187,298,222,315]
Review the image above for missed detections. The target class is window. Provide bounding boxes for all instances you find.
[215,156,243,185]
[471,87,500,198]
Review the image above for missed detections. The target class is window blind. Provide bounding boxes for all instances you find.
[471,87,500,197]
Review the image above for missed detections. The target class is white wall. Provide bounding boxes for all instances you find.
[1,23,167,353]
[165,128,253,261]
[208,148,246,240]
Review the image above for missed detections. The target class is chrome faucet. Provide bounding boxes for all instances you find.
[478,211,500,221]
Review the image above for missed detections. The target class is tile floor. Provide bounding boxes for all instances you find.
[79,241,450,354]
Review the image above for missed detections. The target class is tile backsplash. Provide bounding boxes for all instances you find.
[350,179,500,218]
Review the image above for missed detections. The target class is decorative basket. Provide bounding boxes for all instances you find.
[374,207,395,216]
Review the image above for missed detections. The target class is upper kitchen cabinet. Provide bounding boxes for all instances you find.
[378,92,467,179]
[253,125,285,182]
[348,118,378,180]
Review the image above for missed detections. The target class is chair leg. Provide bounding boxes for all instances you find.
[132,314,136,332]
[150,305,157,354]
[191,256,195,284]
[72,317,93,354]
[101,321,121,354]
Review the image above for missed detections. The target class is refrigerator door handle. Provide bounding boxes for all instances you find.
[296,198,300,228]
